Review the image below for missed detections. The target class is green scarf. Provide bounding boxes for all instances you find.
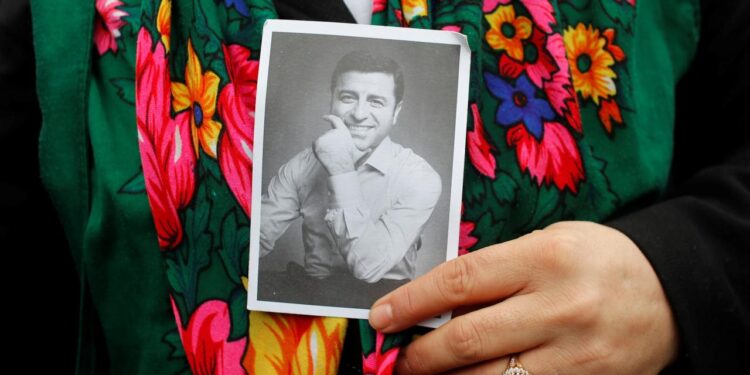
[30,0,698,373]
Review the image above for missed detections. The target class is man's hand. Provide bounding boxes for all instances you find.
[368,221,679,374]
[313,115,369,176]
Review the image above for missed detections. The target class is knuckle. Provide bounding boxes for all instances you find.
[435,258,474,303]
[534,231,580,272]
[401,345,429,374]
[551,288,602,328]
[397,284,419,318]
[447,317,484,363]
[575,338,616,369]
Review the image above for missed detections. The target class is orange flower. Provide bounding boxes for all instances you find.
[402,0,428,23]
[244,311,346,374]
[484,5,532,60]
[563,23,617,105]
[156,0,171,51]
[171,40,222,158]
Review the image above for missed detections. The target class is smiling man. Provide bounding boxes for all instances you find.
[259,51,442,305]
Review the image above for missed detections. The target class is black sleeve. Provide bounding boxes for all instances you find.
[606,1,750,373]
[0,0,78,372]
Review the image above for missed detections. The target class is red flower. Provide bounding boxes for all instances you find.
[459,221,478,256]
[362,331,399,375]
[217,45,259,217]
[136,29,196,250]
[598,97,623,134]
[506,121,583,193]
[467,103,497,179]
[499,27,558,87]
[459,203,478,256]
[171,297,248,375]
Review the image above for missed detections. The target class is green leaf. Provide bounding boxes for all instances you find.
[523,185,563,231]
[358,320,376,355]
[186,188,214,271]
[165,258,185,295]
[220,210,250,284]
[176,185,215,312]
[409,16,432,30]
[110,78,135,106]
[381,331,410,354]
[201,156,223,181]
[568,145,620,221]
[559,0,593,16]
[462,168,488,207]
[599,0,636,33]
[120,5,142,32]
[473,210,505,249]
[118,170,145,194]
[162,329,187,360]
[228,287,249,341]
[490,171,518,206]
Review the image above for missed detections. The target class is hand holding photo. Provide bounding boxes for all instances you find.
[247,20,470,328]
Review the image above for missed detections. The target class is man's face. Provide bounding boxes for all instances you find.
[331,71,402,151]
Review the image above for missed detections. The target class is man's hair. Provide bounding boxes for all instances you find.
[330,50,404,104]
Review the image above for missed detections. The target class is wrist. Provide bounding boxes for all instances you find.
[328,171,362,208]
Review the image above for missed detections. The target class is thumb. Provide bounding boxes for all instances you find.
[322,114,347,130]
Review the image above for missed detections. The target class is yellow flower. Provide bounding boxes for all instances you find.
[402,0,428,23]
[484,5,532,60]
[245,312,347,374]
[156,0,171,51]
[171,39,222,158]
[564,23,617,105]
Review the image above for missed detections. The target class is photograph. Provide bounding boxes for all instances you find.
[248,20,470,327]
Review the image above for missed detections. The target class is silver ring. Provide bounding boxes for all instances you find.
[503,355,531,375]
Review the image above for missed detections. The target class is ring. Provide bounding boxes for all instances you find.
[502,355,531,375]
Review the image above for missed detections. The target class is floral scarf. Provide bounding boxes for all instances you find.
[92,0,639,373]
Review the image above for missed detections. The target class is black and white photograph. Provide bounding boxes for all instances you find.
[248,20,470,327]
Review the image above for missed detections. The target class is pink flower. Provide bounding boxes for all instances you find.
[171,297,248,375]
[441,25,462,32]
[373,0,387,13]
[543,33,582,133]
[217,45,259,218]
[136,28,195,250]
[467,103,497,179]
[459,203,478,256]
[362,331,399,375]
[94,0,128,55]
[506,121,583,193]
[521,0,555,33]
[482,0,511,13]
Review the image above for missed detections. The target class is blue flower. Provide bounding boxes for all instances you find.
[221,0,250,17]
[484,72,555,139]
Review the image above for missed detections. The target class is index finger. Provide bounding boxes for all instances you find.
[369,233,539,333]
[322,114,347,130]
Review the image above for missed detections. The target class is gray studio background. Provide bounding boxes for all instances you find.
[260,32,460,279]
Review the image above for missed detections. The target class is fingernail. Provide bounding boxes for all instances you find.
[369,302,392,331]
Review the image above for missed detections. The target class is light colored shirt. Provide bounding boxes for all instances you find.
[260,137,442,282]
[343,0,373,24]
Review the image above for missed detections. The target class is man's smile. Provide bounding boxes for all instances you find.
[346,123,376,136]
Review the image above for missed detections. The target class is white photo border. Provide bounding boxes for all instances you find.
[248,19,471,329]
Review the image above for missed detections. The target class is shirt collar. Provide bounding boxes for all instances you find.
[362,137,396,174]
